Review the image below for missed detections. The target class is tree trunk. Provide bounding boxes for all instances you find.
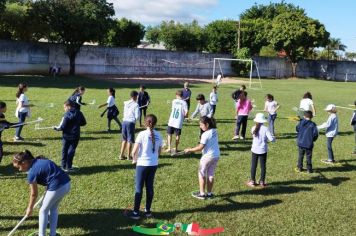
[291,62,297,78]
[69,52,77,75]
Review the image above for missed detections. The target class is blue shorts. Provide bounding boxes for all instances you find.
[122,121,135,143]
[166,126,182,136]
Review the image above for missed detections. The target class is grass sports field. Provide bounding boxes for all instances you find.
[0,75,356,236]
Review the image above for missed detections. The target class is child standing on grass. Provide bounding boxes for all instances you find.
[190,94,213,138]
[165,90,188,154]
[98,88,122,132]
[233,91,253,140]
[128,114,162,220]
[138,85,151,127]
[14,83,33,141]
[209,86,218,117]
[264,94,280,136]
[296,111,319,173]
[68,86,86,110]
[246,113,275,188]
[119,91,140,160]
[350,100,356,155]
[13,150,70,236]
[182,82,192,116]
[0,102,17,164]
[184,116,220,200]
[299,92,316,117]
[54,101,87,172]
[317,104,338,164]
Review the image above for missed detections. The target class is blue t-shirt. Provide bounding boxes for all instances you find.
[27,159,70,191]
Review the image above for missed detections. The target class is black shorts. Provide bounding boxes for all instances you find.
[167,126,182,136]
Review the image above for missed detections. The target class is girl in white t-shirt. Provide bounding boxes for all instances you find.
[128,114,162,220]
[98,88,122,132]
[299,92,316,117]
[209,86,218,116]
[14,83,33,141]
[184,116,220,200]
[264,94,280,136]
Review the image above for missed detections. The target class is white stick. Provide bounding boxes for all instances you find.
[89,99,96,105]
[35,126,56,130]
[138,103,149,109]
[172,151,185,156]
[7,195,44,236]
[335,106,354,110]
[10,117,44,128]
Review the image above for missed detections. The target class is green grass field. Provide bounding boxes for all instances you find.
[0,75,356,236]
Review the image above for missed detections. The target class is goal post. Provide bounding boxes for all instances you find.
[212,58,262,89]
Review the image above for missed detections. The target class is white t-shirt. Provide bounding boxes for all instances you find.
[135,129,163,166]
[265,100,278,115]
[300,98,314,111]
[17,94,29,113]
[200,128,220,159]
[168,99,188,129]
[107,95,115,107]
[123,99,139,123]
[209,92,218,105]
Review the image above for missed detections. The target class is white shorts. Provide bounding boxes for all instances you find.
[199,157,219,178]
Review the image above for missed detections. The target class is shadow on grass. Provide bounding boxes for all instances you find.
[154,199,282,220]
[335,131,354,136]
[216,119,236,124]
[218,140,252,152]
[0,75,185,90]
[0,163,26,179]
[34,136,111,141]
[270,176,350,187]
[275,132,297,139]
[3,141,46,147]
[68,163,172,176]
[314,162,356,174]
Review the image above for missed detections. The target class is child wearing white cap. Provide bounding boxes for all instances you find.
[247,113,275,187]
[317,104,338,164]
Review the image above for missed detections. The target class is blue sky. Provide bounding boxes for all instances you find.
[111,0,356,52]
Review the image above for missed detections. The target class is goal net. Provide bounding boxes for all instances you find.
[212,58,262,89]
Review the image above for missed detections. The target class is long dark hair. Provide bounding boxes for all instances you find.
[145,114,158,153]
[253,123,262,137]
[13,150,46,165]
[72,86,85,96]
[199,116,217,129]
[303,92,312,99]
[266,94,274,101]
[108,88,116,98]
[16,83,28,98]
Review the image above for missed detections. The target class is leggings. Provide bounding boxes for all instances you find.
[61,138,79,169]
[39,182,70,236]
[139,107,147,126]
[134,165,157,213]
[15,111,27,137]
[235,115,248,138]
[250,152,267,182]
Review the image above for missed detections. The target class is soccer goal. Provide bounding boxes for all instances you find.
[212,58,262,89]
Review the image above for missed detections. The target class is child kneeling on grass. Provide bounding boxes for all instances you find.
[247,113,275,188]
[317,104,338,164]
[184,116,220,200]
[296,111,319,173]
[128,114,162,220]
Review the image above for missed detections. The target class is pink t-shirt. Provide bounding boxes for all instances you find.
[236,99,253,115]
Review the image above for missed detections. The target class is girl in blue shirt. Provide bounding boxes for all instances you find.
[13,150,70,236]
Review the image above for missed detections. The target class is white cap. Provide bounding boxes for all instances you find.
[324,104,336,111]
[253,113,267,123]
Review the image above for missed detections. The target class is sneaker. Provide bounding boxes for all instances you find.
[118,155,125,160]
[321,159,335,165]
[246,180,256,187]
[232,135,239,140]
[259,181,267,187]
[191,191,206,200]
[61,167,69,173]
[13,136,24,142]
[127,211,140,220]
[206,193,215,199]
[240,136,245,140]
[144,210,153,218]
[67,167,77,173]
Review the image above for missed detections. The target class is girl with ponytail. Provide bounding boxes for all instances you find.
[98,88,122,132]
[247,113,275,188]
[184,116,220,200]
[13,150,70,236]
[14,83,33,141]
[68,86,86,110]
[127,114,162,220]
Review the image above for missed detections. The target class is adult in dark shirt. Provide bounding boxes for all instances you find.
[137,85,151,127]
[182,82,192,116]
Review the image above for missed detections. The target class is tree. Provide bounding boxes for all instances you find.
[145,20,206,52]
[204,20,237,54]
[0,1,43,41]
[102,18,145,48]
[30,0,115,75]
[145,26,160,45]
[326,38,347,60]
[267,11,329,77]
[345,52,356,61]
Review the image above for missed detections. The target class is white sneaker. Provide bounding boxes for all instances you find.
[240,136,245,140]
[232,135,239,140]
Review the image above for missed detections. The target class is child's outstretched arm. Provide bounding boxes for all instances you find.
[317,116,332,130]
[184,144,205,153]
